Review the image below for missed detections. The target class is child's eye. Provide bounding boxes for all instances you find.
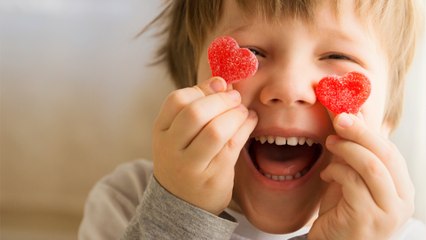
[247,47,265,58]
[322,53,352,61]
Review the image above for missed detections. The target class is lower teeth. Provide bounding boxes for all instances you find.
[261,168,309,181]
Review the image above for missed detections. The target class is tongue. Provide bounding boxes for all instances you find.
[251,142,316,176]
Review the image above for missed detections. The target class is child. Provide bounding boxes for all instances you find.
[79,0,426,239]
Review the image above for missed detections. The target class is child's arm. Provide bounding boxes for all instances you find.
[309,113,415,239]
[118,77,257,239]
[152,77,257,215]
[121,173,238,239]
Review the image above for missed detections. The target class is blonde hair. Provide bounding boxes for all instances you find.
[145,0,424,129]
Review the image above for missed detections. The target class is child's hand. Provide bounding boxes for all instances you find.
[309,113,415,239]
[152,77,258,215]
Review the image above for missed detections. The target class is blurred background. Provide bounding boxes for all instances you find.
[1,0,174,239]
[0,0,425,239]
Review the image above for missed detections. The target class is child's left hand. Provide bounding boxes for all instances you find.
[309,113,415,239]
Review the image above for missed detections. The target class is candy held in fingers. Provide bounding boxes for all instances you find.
[315,72,371,114]
[208,36,258,84]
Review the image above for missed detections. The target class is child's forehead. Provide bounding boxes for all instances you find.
[217,0,367,37]
[231,0,320,23]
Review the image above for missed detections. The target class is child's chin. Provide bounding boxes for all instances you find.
[232,192,321,234]
[237,195,320,234]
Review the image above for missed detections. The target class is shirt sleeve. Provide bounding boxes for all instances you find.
[121,176,238,240]
[78,159,238,240]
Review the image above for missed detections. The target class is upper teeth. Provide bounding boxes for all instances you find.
[254,136,315,146]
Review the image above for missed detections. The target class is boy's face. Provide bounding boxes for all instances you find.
[197,0,390,233]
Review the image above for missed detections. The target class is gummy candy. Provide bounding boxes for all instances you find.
[208,36,258,84]
[315,72,371,114]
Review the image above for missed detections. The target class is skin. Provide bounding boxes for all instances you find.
[152,0,415,238]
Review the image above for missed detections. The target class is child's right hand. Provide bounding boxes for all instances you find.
[152,77,258,215]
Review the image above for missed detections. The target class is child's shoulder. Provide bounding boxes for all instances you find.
[396,218,426,239]
[94,159,154,200]
[79,159,154,238]
[100,159,153,186]
[84,159,153,214]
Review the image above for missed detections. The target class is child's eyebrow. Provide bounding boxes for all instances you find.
[221,22,253,35]
[318,27,361,44]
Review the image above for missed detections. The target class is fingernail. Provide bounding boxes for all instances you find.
[209,78,226,92]
[326,135,338,145]
[237,104,248,113]
[337,113,354,128]
[248,110,258,119]
[227,90,241,102]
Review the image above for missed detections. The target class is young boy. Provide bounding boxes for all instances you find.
[79,0,426,239]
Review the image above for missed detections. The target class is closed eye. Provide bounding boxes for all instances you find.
[247,47,266,58]
[321,53,352,61]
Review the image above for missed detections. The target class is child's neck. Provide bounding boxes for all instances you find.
[227,200,318,227]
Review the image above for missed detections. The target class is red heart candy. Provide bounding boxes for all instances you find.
[315,72,371,114]
[208,36,258,84]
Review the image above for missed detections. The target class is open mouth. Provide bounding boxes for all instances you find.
[248,136,323,181]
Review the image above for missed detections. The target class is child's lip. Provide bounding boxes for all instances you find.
[242,126,326,190]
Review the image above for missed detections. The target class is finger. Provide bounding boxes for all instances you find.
[226,82,234,91]
[333,113,413,199]
[155,77,227,131]
[326,135,398,210]
[321,162,375,212]
[319,155,344,215]
[333,113,386,155]
[210,110,258,172]
[185,105,251,171]
[169,90,242,149]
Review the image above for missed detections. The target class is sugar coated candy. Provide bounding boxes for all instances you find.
[315,72,371,114]
[208,36,258,84]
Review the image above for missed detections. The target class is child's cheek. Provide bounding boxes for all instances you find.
[232,76,259,107]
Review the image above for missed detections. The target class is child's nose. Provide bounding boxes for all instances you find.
[259,67,317,108]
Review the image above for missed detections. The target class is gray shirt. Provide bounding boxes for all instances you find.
[78,159,426,239]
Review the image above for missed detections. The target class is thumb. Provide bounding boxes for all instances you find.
[195,77,228,96]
